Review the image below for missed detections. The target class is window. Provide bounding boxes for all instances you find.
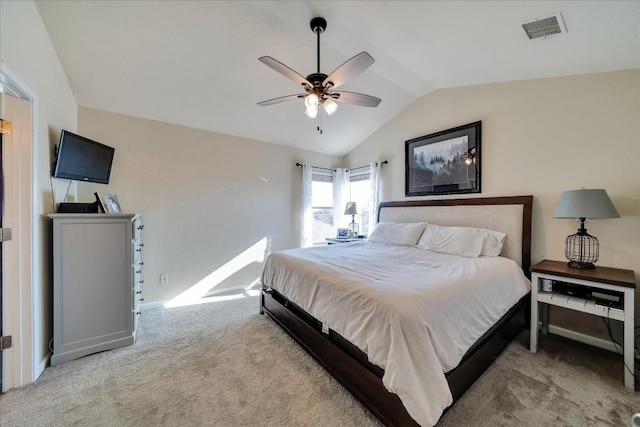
[303,163,378,245]
[311,168,334,245]
[348,166,372,237]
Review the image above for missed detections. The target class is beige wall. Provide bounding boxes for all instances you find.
[1,0,78,377]
[346,69,640,329]
[3,0,638,382]
[77,107,340,303]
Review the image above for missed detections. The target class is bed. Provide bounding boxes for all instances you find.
[260,196,533,426]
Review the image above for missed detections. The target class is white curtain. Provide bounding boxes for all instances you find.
[333,168,351,229]
[300,162,313,247]
[369,161,382,229]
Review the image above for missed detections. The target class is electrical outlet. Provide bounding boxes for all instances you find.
[160,273,169,284]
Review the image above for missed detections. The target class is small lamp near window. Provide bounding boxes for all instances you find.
[344,202,359,238]
[553,189,620,269]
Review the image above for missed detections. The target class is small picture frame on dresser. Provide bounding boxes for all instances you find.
[337,228,350,239]
[103,193,122,213]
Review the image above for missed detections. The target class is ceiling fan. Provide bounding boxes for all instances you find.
[257,17,381,134]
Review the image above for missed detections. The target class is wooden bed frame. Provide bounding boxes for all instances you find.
[260,195,533,426]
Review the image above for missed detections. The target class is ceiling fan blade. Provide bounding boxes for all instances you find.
[259,56,311,88]
[257,94,305,106]
[331,91,381,107]
[322,52,375,89]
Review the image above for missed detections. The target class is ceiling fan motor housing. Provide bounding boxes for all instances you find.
[305,73,329,88]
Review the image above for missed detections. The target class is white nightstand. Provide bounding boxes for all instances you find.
[325,238,364,245]
[530,259,636,390]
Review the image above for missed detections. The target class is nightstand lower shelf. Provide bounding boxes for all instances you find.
[536,291,625,321]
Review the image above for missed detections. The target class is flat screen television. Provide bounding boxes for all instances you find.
[53,130,115,184]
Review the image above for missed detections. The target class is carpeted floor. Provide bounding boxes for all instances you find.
[0,295,637,426]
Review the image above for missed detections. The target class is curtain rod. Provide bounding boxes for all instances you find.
[295,163,336,172]
[347,160,388,172]
[296,160,388,172]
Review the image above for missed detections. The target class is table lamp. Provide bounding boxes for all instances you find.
[552,189,620,269]
[344,202,359,238]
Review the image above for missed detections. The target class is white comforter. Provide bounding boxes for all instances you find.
[261,241,531,426]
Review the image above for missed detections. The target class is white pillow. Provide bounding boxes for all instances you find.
[416,224,486,258]
[368,222,427,246]
[480,229,506,257]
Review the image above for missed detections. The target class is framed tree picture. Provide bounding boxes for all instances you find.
[405,121,481,197]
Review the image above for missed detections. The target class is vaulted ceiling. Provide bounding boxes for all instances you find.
[35,1,640,156]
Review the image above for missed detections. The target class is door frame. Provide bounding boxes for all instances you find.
[0,63,38,392]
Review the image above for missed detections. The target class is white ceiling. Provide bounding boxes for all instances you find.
[35,1,640,157]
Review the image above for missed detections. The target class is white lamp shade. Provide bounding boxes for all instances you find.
[304,106,318,119]
[344,202,358,215]
[304,93,320,109]
[553,189,620,219]
[323,98,338,116]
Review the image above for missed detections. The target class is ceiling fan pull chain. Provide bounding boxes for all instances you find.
[317,108,324,134]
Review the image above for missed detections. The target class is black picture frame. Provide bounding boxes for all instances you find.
[405,121,481,197]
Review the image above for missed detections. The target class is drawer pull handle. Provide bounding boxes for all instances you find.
[137,225,144,230]
[139,297,144,302]
[136,270,142,274]
[138,280,144,284]
[136,290,142,294]
[136,311,142,315]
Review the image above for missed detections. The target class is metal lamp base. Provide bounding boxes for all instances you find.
[567,260,596,269]
[349,222,359,238]
[564,218,599,269]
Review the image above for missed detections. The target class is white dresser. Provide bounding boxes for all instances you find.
[49,213,143,366]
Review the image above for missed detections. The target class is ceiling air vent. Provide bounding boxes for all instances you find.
[521,12,567,40]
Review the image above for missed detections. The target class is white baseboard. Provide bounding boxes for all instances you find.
[547,324,618,353]
[140,300,167,311]
[140,285,261,311]
[35,354,49,379]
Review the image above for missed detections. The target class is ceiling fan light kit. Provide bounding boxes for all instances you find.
[258,17,381,134]
[323,98,338,115]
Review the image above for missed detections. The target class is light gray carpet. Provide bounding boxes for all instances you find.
[0,295,637,426]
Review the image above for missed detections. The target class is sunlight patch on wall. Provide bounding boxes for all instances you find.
[165,237,268,308]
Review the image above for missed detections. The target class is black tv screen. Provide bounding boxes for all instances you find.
[53,130,115,184]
